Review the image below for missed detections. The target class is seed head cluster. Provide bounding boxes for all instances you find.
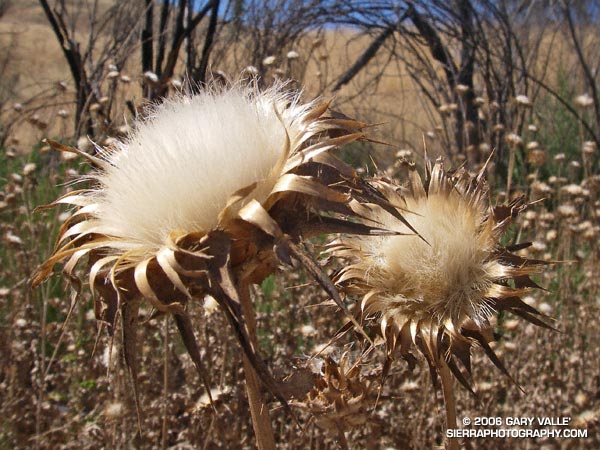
[33,82,557,441]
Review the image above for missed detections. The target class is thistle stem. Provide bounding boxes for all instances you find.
[506,143,516,196]
[239,281,276,450]
[439,359,459,450]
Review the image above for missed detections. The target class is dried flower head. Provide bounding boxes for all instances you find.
[562,184,584,196]
[455,84,469,95]
[33,83,387,404]
[515,94,532,107]
[243,65,259,76]
[262,55,276,66]
[506,132,523,147]
[331,158,551,392]
[574,93,594,108]
[527,149,547,167]
[294,355,377,436]
[583,141,597,155]
[438,103,458,114]
[143,71,159,83]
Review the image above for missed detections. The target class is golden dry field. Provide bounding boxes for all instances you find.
[1,1,599,449]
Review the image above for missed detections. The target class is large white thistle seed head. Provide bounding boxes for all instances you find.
[35,80,372,296]
[95,85,308,247]
[332,159,551,390]
[34,82,386,404]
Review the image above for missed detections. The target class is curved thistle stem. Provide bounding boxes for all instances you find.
[239,280,276,450]
[439,358,459,450]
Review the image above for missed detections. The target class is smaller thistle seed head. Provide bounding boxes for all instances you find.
[262,55,276,66]
[332,158,552,390]
[143,71,159,83]
[506,132,523,147]
[582,141,597,155]
[455,84,469,95]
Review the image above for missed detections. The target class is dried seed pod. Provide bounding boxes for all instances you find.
[243,65,259,76]
[582,141,596,155]
[294,355,377,435]
[506,132,523,146]
[527,149,547,167]
[143,71,159,83]
[262,56,276,66]
[455,84,469,95]
[438,103,458,114]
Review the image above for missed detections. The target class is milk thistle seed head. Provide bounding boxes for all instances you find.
[33,82,392,403]
[331,158,551,390]
[91,85,306,247]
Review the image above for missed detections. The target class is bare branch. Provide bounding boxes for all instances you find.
[194,0,221,83]
[332,24,399,93]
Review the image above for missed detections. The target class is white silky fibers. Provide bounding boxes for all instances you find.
[95,85,302,247]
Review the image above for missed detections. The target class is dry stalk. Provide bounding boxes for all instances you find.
[439,359,458,450]
[239,280,276,450]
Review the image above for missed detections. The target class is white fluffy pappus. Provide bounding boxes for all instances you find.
[362,187,499,325]
[333,161,537,331]
[94,84,309,247]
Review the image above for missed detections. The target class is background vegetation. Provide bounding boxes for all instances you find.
[0,0,599,448]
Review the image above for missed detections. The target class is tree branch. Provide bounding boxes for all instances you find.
[406,3,458,89]
[155,0,172,76]
[563,3,600,133]
[161,0,215,87]
[332,21,403,92]
[141,0,154,73]
[194,0,220,83]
